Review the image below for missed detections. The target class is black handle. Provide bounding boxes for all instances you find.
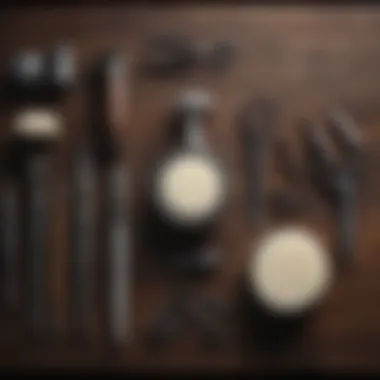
[27,155,50,332]
[70,149,96,335]
[336,171,357,263]
[1,182,19,308]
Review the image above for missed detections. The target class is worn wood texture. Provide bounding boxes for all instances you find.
[1,5,380,372]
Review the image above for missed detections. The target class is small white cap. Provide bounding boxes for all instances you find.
[11,109,63,141]
[156,152,225,225]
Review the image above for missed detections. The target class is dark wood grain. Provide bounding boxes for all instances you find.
[1,4,380,372]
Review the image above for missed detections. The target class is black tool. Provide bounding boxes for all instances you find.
[240,98,277,227]
[302,113,364,263]
[10,109,63,332]
[5,44,76,332]
[148,89,228,256]
[144,91,229,350]
[328,112,364,264]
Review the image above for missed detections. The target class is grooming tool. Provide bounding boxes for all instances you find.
[302,113,364,263]
[70,147,97,335]
[93,53,131,345]
[11,108,63,332]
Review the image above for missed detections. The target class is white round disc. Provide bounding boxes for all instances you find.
[248,226,333,316]
[156,152,225,225]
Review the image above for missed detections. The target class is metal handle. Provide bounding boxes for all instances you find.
[182,114,207,151]
[108,163,131,344]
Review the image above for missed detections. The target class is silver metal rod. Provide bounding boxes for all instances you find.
[108,162,131,345]
[27,155,50,332]
[183,114,207,151]
[70,149,96,334]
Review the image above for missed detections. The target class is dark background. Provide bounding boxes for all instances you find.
[1,3,380,372]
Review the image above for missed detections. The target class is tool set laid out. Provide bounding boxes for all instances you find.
[0,39,368,354]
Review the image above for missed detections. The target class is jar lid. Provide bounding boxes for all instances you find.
[247,226,333,317]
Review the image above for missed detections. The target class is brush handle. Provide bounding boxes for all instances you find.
[70,150,96,335]
[1,182,19,308]
[27,155,50,332]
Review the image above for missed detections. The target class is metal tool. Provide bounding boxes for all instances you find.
[176,89,213,151]
[107,161,131,344]
[70,147,96,335]
[149,88,227,255]
[5,44,75,330]
[93,53,131,345]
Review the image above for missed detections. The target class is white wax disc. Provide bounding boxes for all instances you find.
[156,152,225,225]
[11,109,62,141]
[248,226,333,316]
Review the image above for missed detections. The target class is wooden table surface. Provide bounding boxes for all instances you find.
[1,4,380,372]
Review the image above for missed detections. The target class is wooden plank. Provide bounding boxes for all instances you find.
[0,4,380,372]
